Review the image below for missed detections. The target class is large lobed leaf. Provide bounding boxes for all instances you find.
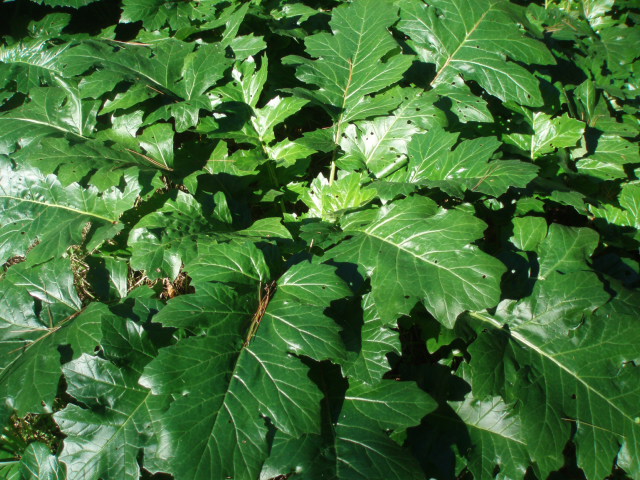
[136,243,354,479]
[466,225,640,479]
[0,0,639,479]
[284,0,413,143]
[397,0,555,106]
[0,157,139,265]
[329,196,506,327]
[0,259,100,416]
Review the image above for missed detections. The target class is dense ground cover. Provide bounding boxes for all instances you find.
[0,0,639,478]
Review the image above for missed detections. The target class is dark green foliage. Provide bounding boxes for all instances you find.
[0,0,639,479]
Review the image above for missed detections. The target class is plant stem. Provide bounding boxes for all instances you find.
[260,139,287,217]
[330,58,354,186]
[266,160,287,217]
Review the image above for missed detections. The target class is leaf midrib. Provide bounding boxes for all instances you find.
[430,5,494,85]
[0,195,116,223]
[358,226,473,287]
[0,115,87,139]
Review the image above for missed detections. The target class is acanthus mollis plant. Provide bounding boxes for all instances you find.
[0,0,639,479]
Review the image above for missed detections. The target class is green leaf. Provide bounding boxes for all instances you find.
[406,129,539,197]
[213,56,267,109]
[0,260,103,415]
[139,249,348,479]
[425,386,535,480]
[1,2,638,478]
[397,0,555,106]
[0,157,139,264]
[138,123,174,170]
[511,216,548,252]
[129,192,289,280]
[12,137,163,191]
[466,225,626,478]
[187,241,270,287]
[19,443,64,480]
[51,305,167,480]
[63,39,231,129]
[121,0,172,29]
[575,135,640,180]
[468,306,640,479]
[27,13,72,39]
[329,196,506,326]
[78,69,124,99]
[121,0,222,32]
[405,127,459,182]
[339,89,445,178]
[268,139,316,168]
[55,352,165,480]
[252,96,309,144]
[589,182,640,237]
[284,0,413,143]
[456,393,534,479]
[151,282,253,334]
[33,0,101,7]
[0,41,70,94]
[504,112,585,160]
[263,380,436,480]
[343,294,401,384]
[433,78,494,123]
[276,261,352,307]
[0,87,96,154]
[302,172,376,221]
[230,34,267,61]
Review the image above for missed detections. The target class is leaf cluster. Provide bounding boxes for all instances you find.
[0,0,639,479]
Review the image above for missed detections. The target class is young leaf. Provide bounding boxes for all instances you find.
[302,172,376,221]
[504,112,585,160]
